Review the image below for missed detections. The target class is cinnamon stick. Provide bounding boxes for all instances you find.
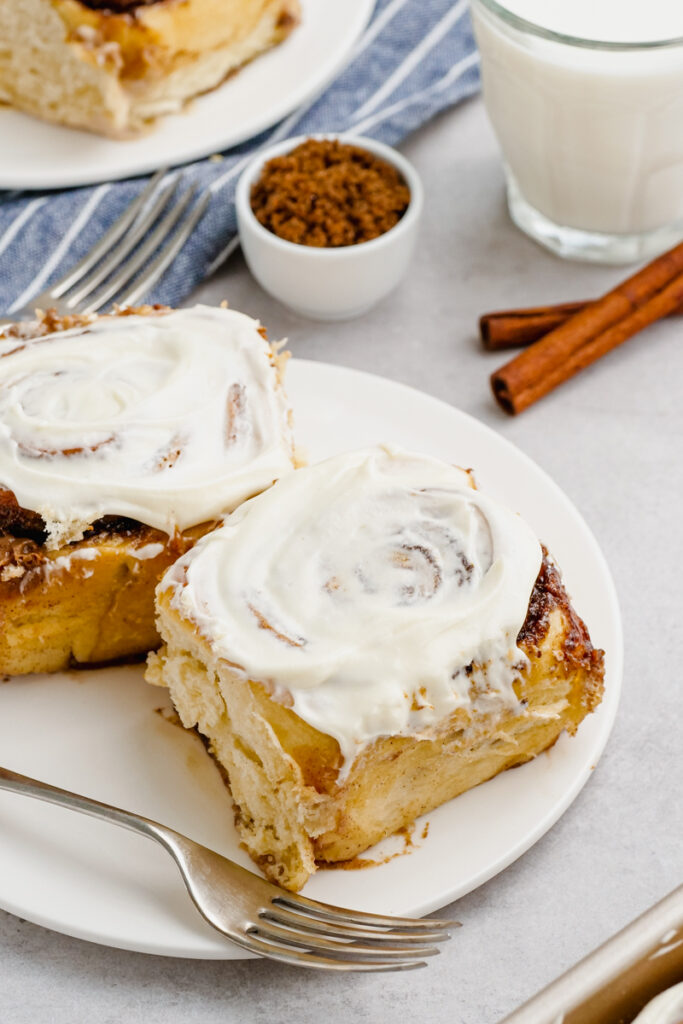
[480,298,683,350]
[491,241,683,415]
[480,301,588,349]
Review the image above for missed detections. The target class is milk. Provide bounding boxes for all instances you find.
[471,0,683,260]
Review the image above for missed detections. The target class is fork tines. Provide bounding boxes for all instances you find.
[241,893,459,972]
[23,168,210,320]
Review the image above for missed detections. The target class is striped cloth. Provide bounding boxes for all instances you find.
[0,0,480,315]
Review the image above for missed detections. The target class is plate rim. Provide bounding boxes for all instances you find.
[0,358,623,958]
[0,0,375,190]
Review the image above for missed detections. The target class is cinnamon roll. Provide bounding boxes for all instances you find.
[0,304,295,674]
[149,446,605,891]
[0,0,300,136]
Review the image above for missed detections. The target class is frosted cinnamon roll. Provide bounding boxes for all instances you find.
[0,304,295,674]
[150,446,605,891]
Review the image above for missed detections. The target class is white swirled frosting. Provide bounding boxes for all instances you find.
[632,983,683,1024]
[0,305,293,545]
[163,446,543,765]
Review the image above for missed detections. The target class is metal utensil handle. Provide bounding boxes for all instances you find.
[499,885,683,1024]
[0,764,171,847]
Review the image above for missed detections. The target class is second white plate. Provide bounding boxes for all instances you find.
[0,360,622,958]
[0,0,374,190]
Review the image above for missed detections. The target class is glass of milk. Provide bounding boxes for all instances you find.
[471,0,683,263]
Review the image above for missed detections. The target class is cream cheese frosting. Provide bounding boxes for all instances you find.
[631,983,683,1024]
[0,305,293,545]
[162,446,543,765]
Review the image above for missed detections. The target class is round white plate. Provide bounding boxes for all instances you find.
[0,360,622,959]
[0,0,373,190]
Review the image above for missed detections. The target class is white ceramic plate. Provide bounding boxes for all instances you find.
[0,0,373,190]
[0,360,622,959]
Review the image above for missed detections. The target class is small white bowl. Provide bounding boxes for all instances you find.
[235,133,423,321]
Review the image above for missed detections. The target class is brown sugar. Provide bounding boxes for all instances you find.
[250,138,411,247]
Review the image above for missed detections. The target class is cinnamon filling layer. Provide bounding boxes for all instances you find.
[78,0,159,11]
[0,487,144,545]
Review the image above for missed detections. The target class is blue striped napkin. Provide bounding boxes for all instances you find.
[0,0,479,316]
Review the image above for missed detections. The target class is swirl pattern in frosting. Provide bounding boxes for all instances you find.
[0,306,294,545]
[163,446,543,764]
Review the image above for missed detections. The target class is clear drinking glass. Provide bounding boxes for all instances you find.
[471,0,683,263]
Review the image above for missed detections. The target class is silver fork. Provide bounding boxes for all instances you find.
[2,169,210,325]
[0,766,457,971]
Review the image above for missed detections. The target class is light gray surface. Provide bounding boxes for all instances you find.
[1,97,681,1024]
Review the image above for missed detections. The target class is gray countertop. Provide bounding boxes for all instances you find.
[2,96,681,1024]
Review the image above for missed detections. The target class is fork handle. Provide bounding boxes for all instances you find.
[0,764,265,952]
[0,765,175,849]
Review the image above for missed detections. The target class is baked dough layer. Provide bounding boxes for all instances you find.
[149,554,605,891]
[0,521,212,675]
[0,0,300,136]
